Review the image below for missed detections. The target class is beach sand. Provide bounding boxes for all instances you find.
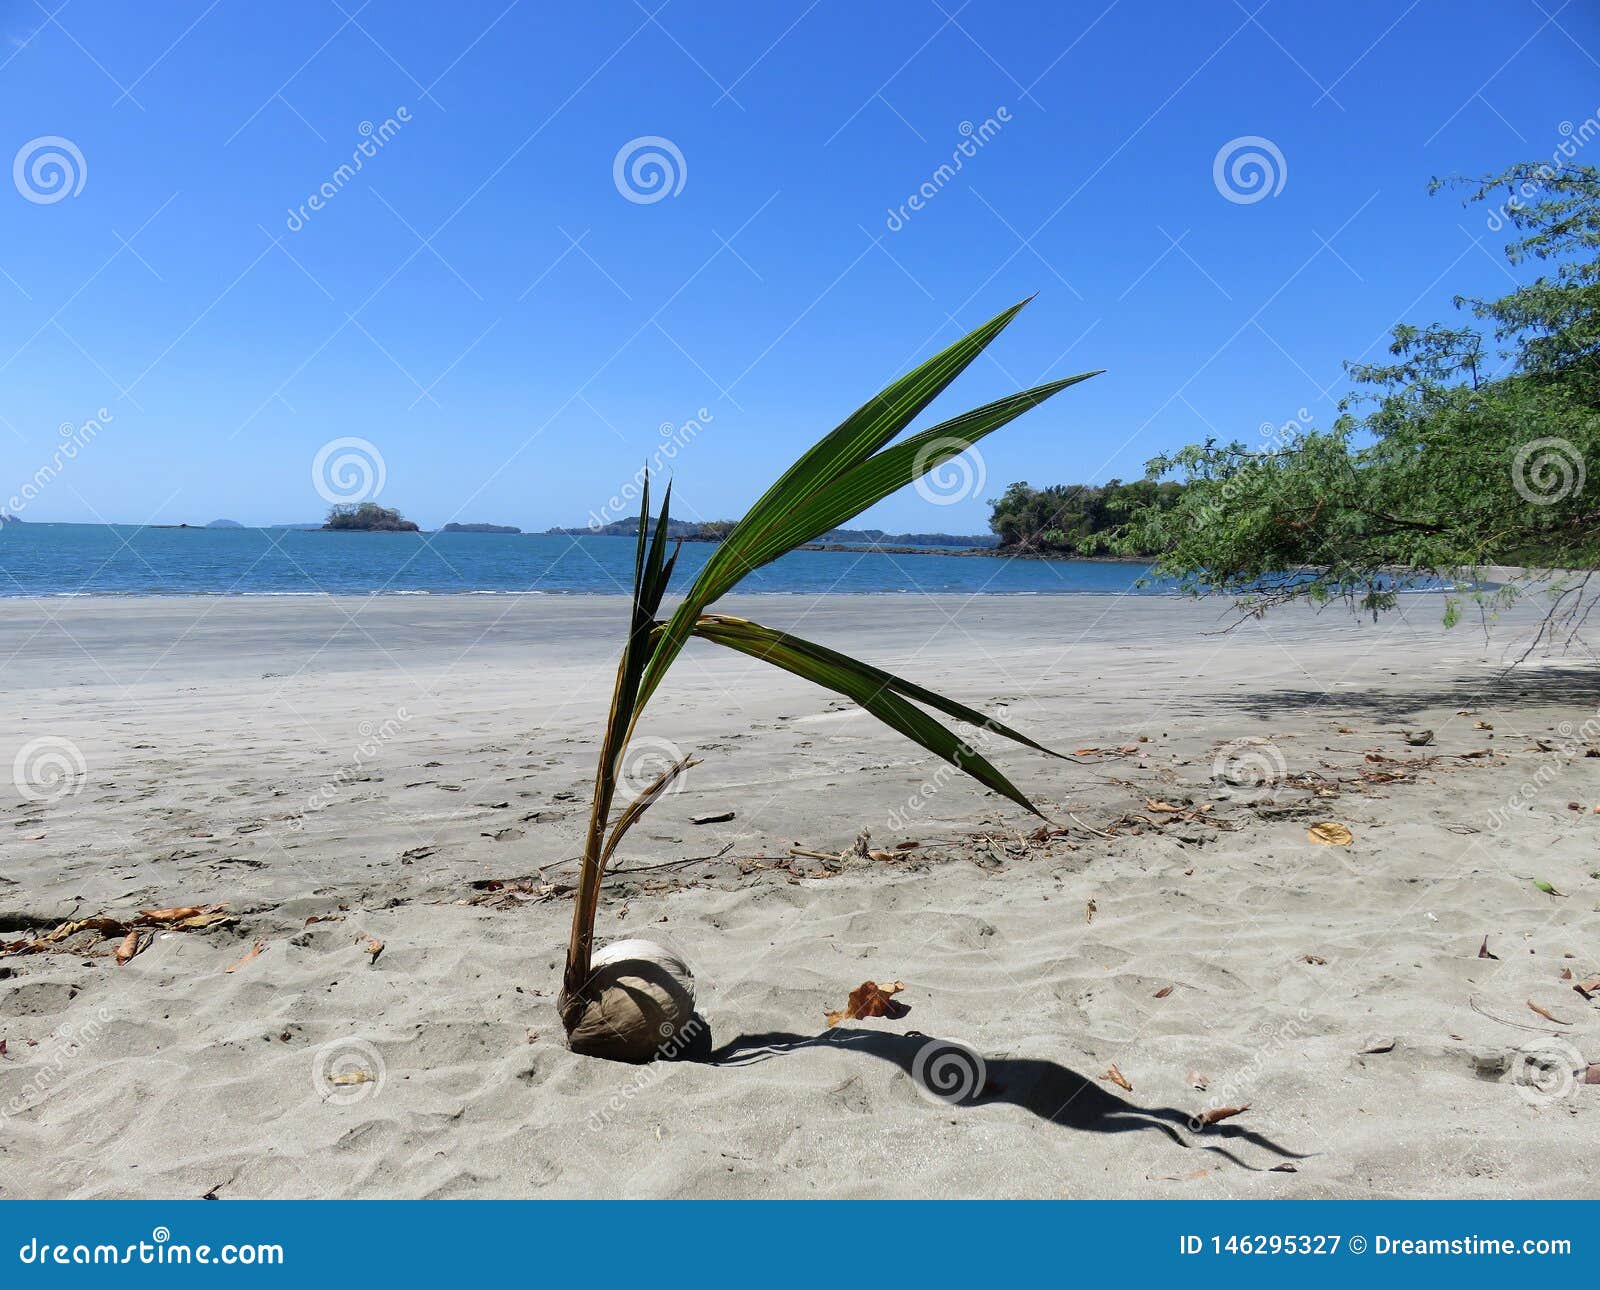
[1,592,1597,1199]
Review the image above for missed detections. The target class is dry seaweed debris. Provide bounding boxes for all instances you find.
[0,905,238,963]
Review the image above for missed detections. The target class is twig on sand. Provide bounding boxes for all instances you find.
[605,843,736,878]
[1068,811,1115,839]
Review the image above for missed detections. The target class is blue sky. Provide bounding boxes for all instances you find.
[2,0,1597,533]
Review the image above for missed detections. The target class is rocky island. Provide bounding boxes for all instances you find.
[322,503,420,532]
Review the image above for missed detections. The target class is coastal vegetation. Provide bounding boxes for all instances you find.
[987,479,1182,554]
[1103,161,1599,643]
[441,522,521,534]
[560,299,1098,1061]
[322,502,419,532]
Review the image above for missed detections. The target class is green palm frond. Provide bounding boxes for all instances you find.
[565,298,1100,995]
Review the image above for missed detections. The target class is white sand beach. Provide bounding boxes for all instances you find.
[1,592,1597,1199]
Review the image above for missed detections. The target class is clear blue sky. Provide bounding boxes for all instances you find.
[3,0,1597,532]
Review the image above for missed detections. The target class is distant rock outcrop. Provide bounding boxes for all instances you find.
[207,518,244,529]
[440,522,521,534]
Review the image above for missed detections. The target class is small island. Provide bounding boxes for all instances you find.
[322,503,420,532]
[207,518,244,529]
[440,522,521,535]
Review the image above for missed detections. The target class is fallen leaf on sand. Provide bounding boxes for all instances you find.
[304,914,345,926]
[114,930,149,966]
[824,980,908,1027]
[1478,935,1499,960]
[1585,1065,1600,1084]
[1474,721,1494,730]
[1561,967,1574,980]
[1153,985,1174,999]
[1528,1000,1570,1026]
[138,906,205,923]
[1302,953,1328,965]
[1360,1037,1396,1054]
[1573,976,1600,1000]
[1269,1162,1299,1173]
[1101,1063,1133,1092]
[690,811,735,825]
[1530,880,1565,897]
[225,940,267,974]
[1188,1070,1208,1090]
[1146,799,1184,814]
[1307,822,1353,846]
[1198,1104,1249,1127]
[359,936,384,964]
[1085,899,1097,925]
[328,1070,375,1087]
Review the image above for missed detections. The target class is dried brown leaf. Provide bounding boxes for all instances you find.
[1187,1070,1208,1090]
[359,935,384,964]
[1101,1062,1133,1092]
[1199,1104,1249,1126]
[1306,821,1353,846]
[114,930,149,966]
[1528,999,1570,1026]
[138,906,205,923]
[824,980,909,1027]
[1153,985,1174,999]
[225,940,267,974]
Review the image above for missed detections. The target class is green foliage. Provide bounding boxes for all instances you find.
[323,502,418,531]
[988,478,1183,553]
[565,301,1099,996]
[1108,161,1600,634]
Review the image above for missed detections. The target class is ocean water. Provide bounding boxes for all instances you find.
[0,523,1170,598]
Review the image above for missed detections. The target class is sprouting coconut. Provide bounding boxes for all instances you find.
[559,298,1100,1061]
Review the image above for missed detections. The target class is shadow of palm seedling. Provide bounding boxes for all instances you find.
[708,1028,1311,1171]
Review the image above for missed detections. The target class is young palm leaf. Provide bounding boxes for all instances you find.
[559,298,1101,1060]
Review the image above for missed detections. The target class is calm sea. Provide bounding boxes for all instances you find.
[0,523,1169,597]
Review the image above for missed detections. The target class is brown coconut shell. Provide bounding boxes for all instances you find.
[561,938,696,1063]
